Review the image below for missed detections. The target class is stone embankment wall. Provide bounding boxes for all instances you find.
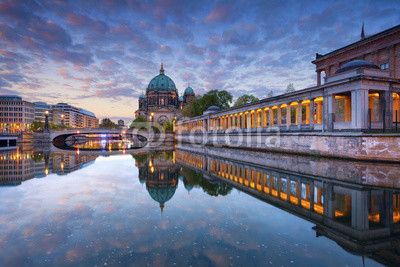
[18,132,50,144]
[176,132,400,163]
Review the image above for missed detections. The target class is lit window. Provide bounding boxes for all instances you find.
[380,63,389,70]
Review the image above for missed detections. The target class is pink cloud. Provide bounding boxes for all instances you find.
[204,5,232,24]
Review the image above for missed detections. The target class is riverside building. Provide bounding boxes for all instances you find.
[34,102,67,126]
[52,103,99,128]
[176,24,400,134]
[0,95,34,132]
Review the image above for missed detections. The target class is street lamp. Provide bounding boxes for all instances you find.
[150,112,154,131]
[61,114,64,129]
[44,110,49,132]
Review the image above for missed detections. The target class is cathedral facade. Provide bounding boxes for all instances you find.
[135,64,195,125]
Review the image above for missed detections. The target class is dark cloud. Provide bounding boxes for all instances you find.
[222,24,258,46]
[66,12,109,34]
[185,43,206,56]
[156,23,194,42]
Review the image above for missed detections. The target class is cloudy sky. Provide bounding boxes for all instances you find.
[0,0,399,122]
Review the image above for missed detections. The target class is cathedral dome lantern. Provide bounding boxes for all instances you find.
[146,64,178,93]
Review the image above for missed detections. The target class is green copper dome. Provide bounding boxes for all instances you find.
[178,96,183,102]
[139,93,146,99]
[146,64,177,93]
[184,86,194,94]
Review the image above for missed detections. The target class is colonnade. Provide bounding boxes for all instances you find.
[180,97,324,133]
[177,91,400,133]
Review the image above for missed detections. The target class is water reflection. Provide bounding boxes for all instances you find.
[0,148,97,186]
[0,143,399,265]
[176,145,400,266]
[63,133,147,151]
[133,152,232,213]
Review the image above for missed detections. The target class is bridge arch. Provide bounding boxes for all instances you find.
[50,129,149,150]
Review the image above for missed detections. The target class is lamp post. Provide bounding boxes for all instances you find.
[150,112,154,131]
[61,114,64,129]
[44,110,49,132]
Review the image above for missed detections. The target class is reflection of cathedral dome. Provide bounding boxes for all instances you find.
[146,64,177,93]
[146,186,177,211]
[178,96,183,102]
[184,184,193,192]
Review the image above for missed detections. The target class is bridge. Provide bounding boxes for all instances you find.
[50,128,175,150]
[50,128,150,149]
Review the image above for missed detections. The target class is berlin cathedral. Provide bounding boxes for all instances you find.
[135,64,195,125]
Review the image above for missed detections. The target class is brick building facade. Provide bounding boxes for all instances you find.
[313,24,400,86]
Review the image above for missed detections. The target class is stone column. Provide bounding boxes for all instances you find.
[259,109,264,129]
[286,103,291,131]
[317,70,322,86]
[277,105,281,127]
[323,94,335,131]
[297,181,302,207]
[297,101,302,130]
[351,89,369,130]
[380,90,393,131]
[241,112,245,129]
[310,98,315,130]
[351,190,369,231]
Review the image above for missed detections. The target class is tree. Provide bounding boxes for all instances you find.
[163,121,173,132]
[131,154,149,165]
[181,97,195,118]
[99,118,117,128]
[284,83,295,94]
[181,166,232,196]
[233,94,259,107]
[31,121,44,131]
[129,116,150,130]
[186,90,233,117]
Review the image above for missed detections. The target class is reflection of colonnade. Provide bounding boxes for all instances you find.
[176,149,400,265]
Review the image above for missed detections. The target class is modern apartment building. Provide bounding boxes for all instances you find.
[34,102,67,126]
[52,103,98,128]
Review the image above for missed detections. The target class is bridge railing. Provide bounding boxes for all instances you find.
[50,128,125,133]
